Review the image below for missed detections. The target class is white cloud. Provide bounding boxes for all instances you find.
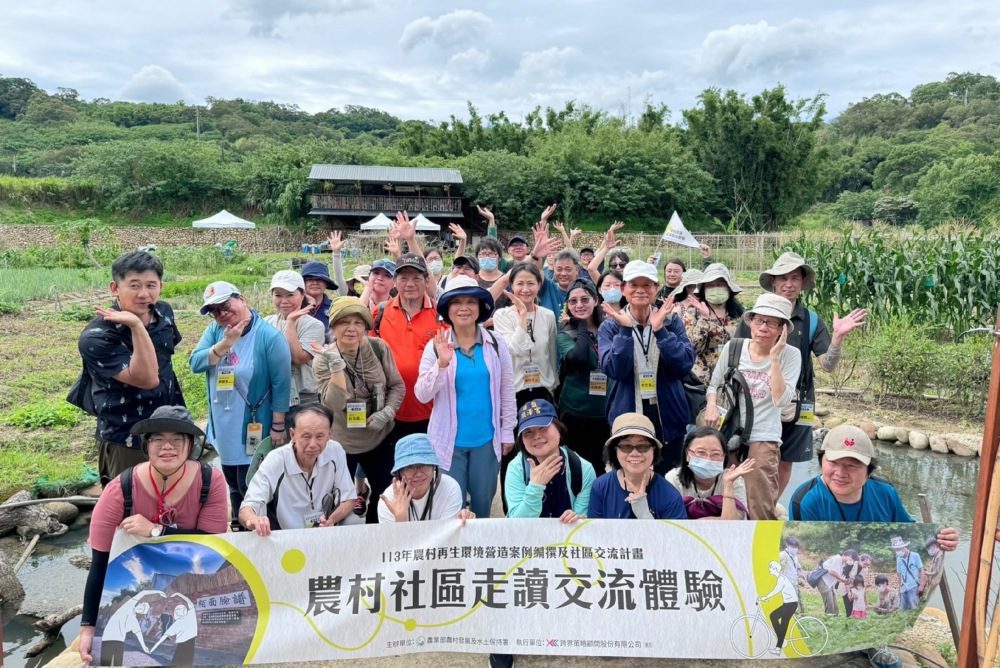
[122,555,151,586]
[448,47,491,72]
[696,19,835,81]
[514,46,581,81]
[119,65,188,103]
[399,10,493,52]
[228,0,374,37]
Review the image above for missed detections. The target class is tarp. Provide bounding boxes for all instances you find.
[410,213,441,232]
[192,210,256,230]
[359,213,393,231]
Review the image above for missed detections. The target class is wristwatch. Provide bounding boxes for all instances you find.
[150,524,163,538]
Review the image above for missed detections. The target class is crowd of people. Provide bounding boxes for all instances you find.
[76,206,959,665]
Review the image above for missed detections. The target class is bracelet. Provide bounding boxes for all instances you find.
[270,424,285,431]
[723,495,736,500]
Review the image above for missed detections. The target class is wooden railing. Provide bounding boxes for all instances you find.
[311,194,462,213]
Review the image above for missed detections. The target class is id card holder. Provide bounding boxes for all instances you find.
[522,364,542,388]
[346,402,367,429]
[245,422,262,456]
[797,401,816,427]
[216,366,235,392]
[639,371,656,399]
[303,510,324,528]
[589,371,607,396]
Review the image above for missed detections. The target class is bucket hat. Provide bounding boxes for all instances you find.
[670,268,704,297]
[351,264,371,283]
[742,293,794,327]
[391,433,441,475]
[200,281,240,315]
[327,296,374,329]
[436,275,494,324]
[760,251,815,291]
[604,413,664,451]
[889,536,910,550]
[699,263,742,293]
[300,261,338,291]
[131,405,206,460]
[821,424,875,466]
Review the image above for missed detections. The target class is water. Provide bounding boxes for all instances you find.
[0,443,983,666]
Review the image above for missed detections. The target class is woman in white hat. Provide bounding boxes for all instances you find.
[681,263,745,386]
[265,270,326,406]
[703,292,802,520]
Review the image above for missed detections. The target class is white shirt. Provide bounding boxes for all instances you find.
[764,574,800,604]
[241,441,356,530]
[492,305,559,393]
[264,313,325,403]
[378,474,463,523]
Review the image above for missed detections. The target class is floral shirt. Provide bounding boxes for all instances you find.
[682,305,739,385]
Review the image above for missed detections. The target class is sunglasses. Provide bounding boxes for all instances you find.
[617,443,653,454]
[610,262,627,268]
[205,299,234,317]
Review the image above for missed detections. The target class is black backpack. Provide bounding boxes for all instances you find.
[715,338,755,460]
[120,462,213,519]
[521,447,584,498]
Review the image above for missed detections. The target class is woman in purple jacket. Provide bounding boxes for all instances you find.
[414,276,516,519]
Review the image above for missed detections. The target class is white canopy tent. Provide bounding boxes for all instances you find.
[359,212,393,231]
[410,213,441,232]
[192,209,256,229]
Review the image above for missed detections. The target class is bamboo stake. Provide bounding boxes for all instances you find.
[918,495,960,648]
[13,534,39,573]
[958,307,1000,668]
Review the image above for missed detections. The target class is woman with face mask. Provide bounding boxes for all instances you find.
[665,426,754,519]
[596,270,624,313]
[681,263,745,386]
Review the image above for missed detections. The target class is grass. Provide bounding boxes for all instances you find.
[795,588,921,655]
[0,267,107,306]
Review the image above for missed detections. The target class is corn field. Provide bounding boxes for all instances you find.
[785,229,1000,335]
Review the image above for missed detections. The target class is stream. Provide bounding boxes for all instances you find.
[1,442,986,667]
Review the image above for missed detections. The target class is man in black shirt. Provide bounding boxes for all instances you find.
[78,251,185,485]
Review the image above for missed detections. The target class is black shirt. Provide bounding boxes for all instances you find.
[78,301,185,445]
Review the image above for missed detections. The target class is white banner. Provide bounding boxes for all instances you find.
[661,211,700,248]
[94,519,937,664]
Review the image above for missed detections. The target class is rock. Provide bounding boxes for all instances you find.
[0,552,25,620]
[43,502,79,525]
[68,554,92,570]
[895,427,910,444]
[0,491,68,539]
[823,416,845,428]
[909,431,929,450]
[80,484,102,498]
[859,421,878,440]
[929,435,949,454]
[814,406,830,417]
[943,432,981,457]
[876,426,898,442]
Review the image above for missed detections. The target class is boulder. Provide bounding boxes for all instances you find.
[859,421,878,440]
[895,427,910,444]
[823,417,845,429]
[944,433,980,457]
[909,431,929,450]
[929,435,949,454]
[43,502,79,525]
[814,405,830,417]
[876,426,898,442]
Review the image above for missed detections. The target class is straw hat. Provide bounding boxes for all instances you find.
[604,413,664,450]
[760,252,816,291]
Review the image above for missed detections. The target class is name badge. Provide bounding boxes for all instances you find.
[346,402,367,429]
[216,366,235,392]
[797,401,816,427]
[589,372,607,396]
[639,371,656,399]
[303,510,325,528]
[522,364,542,388]
[245,422,262,456]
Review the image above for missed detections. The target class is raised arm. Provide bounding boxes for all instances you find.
[449,223,468,259]
[328,231,349,296]
[587,221,624,280]
[477,205,497,239]
[395,211,423,257]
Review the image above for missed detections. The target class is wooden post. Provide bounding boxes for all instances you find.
[918,494,960,647]
[958,307,1000,667]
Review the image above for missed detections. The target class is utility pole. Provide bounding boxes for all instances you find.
[196,106,201,138]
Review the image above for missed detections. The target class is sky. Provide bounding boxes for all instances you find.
[2,1,997,123]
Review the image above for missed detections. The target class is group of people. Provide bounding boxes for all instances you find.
[75,207,958,666]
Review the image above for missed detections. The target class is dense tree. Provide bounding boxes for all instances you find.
[0,76,42,120]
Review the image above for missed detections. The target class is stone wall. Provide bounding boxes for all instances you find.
[0,224,312,253]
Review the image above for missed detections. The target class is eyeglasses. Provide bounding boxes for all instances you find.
[617,443,653,454]
[205,299,233,317]
[148,436,188,450]
[610,262,627,269]
[689,450,724,461]
[751,317,783,331]
[400,464,434,476]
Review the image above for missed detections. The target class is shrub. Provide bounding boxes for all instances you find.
[864,317,936,402]
[3,401,82,429]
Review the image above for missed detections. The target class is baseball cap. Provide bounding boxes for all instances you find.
[622,260,659,283]
[396,253,428,276]
[453,254,480,273]
[507,235,528,248]
[370,259,397,278]
[821,425,874,466]
[517,399,558,436]
[200,281,240,315]
[270,269,305,293]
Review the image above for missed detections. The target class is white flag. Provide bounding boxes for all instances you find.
[660,211,700,248]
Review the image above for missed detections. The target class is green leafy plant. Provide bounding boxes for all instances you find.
[3,400,82,429]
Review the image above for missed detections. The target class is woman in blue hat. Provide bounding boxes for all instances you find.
[300,260,340,330]
[377,434,475,523]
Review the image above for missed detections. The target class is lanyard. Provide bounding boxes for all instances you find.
[829,485,865,522]
[408,474,438,521]
[632,325,653,361]
[149,462,187,524]
[300,472,316,510]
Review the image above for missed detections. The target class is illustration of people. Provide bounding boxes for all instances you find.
[890,536,924,610]
[759,560,800,655]
[150,593,198,666]
[921,535,945,600]
[848,575,868,619]
[99,591,166,666]
[779,536,804,611]
[874,575,900,614]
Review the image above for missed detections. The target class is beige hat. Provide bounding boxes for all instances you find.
[327,296,374,329]
[270,269,305,293]
[670,268,704,298]
[700,262,741,293]
[351,264,371,282]
[822,424,875,466]
[742,293,794,327]
[760,251,816,291]
[605,412,664,450]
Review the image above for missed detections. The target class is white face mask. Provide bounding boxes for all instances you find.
[427,260,444,275]
[687,456,724,479]
[704,287,730,305]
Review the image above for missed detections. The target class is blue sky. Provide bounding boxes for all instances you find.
[104,543,226,595]
[2,1,997,122]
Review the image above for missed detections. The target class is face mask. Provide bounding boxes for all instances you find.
[786,547,798,556]
[427,260,444,275]
[928,547,939,556]
[687,456,724,479]
[704,287,730,305]
[479,257,498,272]
[601,288,622,304]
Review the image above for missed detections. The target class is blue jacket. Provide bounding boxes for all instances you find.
[598,313,695,442]
[189,312,291,465]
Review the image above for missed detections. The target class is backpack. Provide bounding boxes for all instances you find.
[66,362,97,416]
[783,309,819,424]
[120,462,213,519]
[521,447,584,498]
[373,301,389,337]
[710,338,755,460]
[807,564,827,588]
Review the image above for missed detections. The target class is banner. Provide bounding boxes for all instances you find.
[93,519,939,664]
[661,211,700,248]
